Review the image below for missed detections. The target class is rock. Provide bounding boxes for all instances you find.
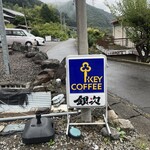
[26,82,31,88]
[55,58,66,84]
[108,109,118,120]
[28,46,39,52]
[25,52,37,58]
[11,42,28,52]
[0,125,5,132]
[53,98,65,107]
[3,124,25,133]
[38,69,55,78]
[11,42,22,51]
[114,119,134,130]
[55,78,61,87]
[33,85,49,92]
[111,128,120,140]
[101,127,120,140]
[41,59,60,70]
[52,94,64,104]
[32,51,48,64]
[101,127,109,137]
[35,107,50,114]
[34,60,43,65]
[14,135,17,140]
[51,104,68,112]
[92,144,99,150]
[9,50,14,55]
[47,84,56,93]
[33,74,51,86]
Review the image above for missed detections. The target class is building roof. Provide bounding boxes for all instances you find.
[4,19,10,23]
[3,8,24,17]
[111,20,119,24]
[3,13,14,19]
[15,25,32,30]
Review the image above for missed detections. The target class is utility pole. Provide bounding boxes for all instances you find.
[75,0,91,122]
[63,15,66,33]
[22,4,28,32]
[59,11,63,31]
[0,0,10,75]
[76,0,88,55]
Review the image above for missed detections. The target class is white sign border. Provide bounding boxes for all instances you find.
[66,54,107,108]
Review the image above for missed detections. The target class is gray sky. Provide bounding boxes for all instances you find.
[40,0,118,12]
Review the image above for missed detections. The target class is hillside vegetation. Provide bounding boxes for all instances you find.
[3,0,70,41]
[56,1,113,29]
[3,0,42,8]
[3,0,112,44]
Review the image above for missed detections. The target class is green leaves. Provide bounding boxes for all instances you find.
[107,0,150,62]
[88,28,105,47]
[40,4,59,23]
[3,0,42,8]
[31,22,69,41]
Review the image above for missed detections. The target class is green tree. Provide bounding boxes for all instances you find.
[31,22,69,41]
[107,0,150,62]
[13,16,25,26]
[3,0,42,8]
[88,28,105,47]
[40,4,59,23]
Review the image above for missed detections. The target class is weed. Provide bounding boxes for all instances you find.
[48,139,55,147]
[103,137,111,145]
[117,127,126,141]
[133,136,149,150]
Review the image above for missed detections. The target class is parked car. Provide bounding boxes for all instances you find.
[24,31,45,46]
[4,28,36,46]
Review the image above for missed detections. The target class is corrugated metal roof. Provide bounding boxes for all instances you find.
[27,92,51,108]
[0,92,51,113]
[4,19,10,23]
[3,8,24,17]
[3,13,15,18]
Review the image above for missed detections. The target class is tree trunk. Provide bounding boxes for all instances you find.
[135,40,150,63]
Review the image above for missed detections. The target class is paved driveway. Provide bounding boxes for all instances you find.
[47,38,78,61]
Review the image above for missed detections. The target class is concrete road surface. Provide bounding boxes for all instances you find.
[47,38,78,61]
[45,39,150,114]
[107,60,150,114]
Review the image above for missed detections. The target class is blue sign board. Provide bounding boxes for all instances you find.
[66,55,107,108]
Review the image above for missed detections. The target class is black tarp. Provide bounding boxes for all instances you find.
[0,89,30,106]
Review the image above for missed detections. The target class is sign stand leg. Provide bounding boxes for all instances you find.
[66,106,111,136]
[103,98,111,135]
[66,113,70,135]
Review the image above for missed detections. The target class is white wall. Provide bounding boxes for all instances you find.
[113,23,134,48]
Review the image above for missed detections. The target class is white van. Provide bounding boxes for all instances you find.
[23,30,45,46]
[5,28,36,46]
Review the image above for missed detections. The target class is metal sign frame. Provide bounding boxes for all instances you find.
[66,55,111,135]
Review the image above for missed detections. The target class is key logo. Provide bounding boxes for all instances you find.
[80,62,91,83]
